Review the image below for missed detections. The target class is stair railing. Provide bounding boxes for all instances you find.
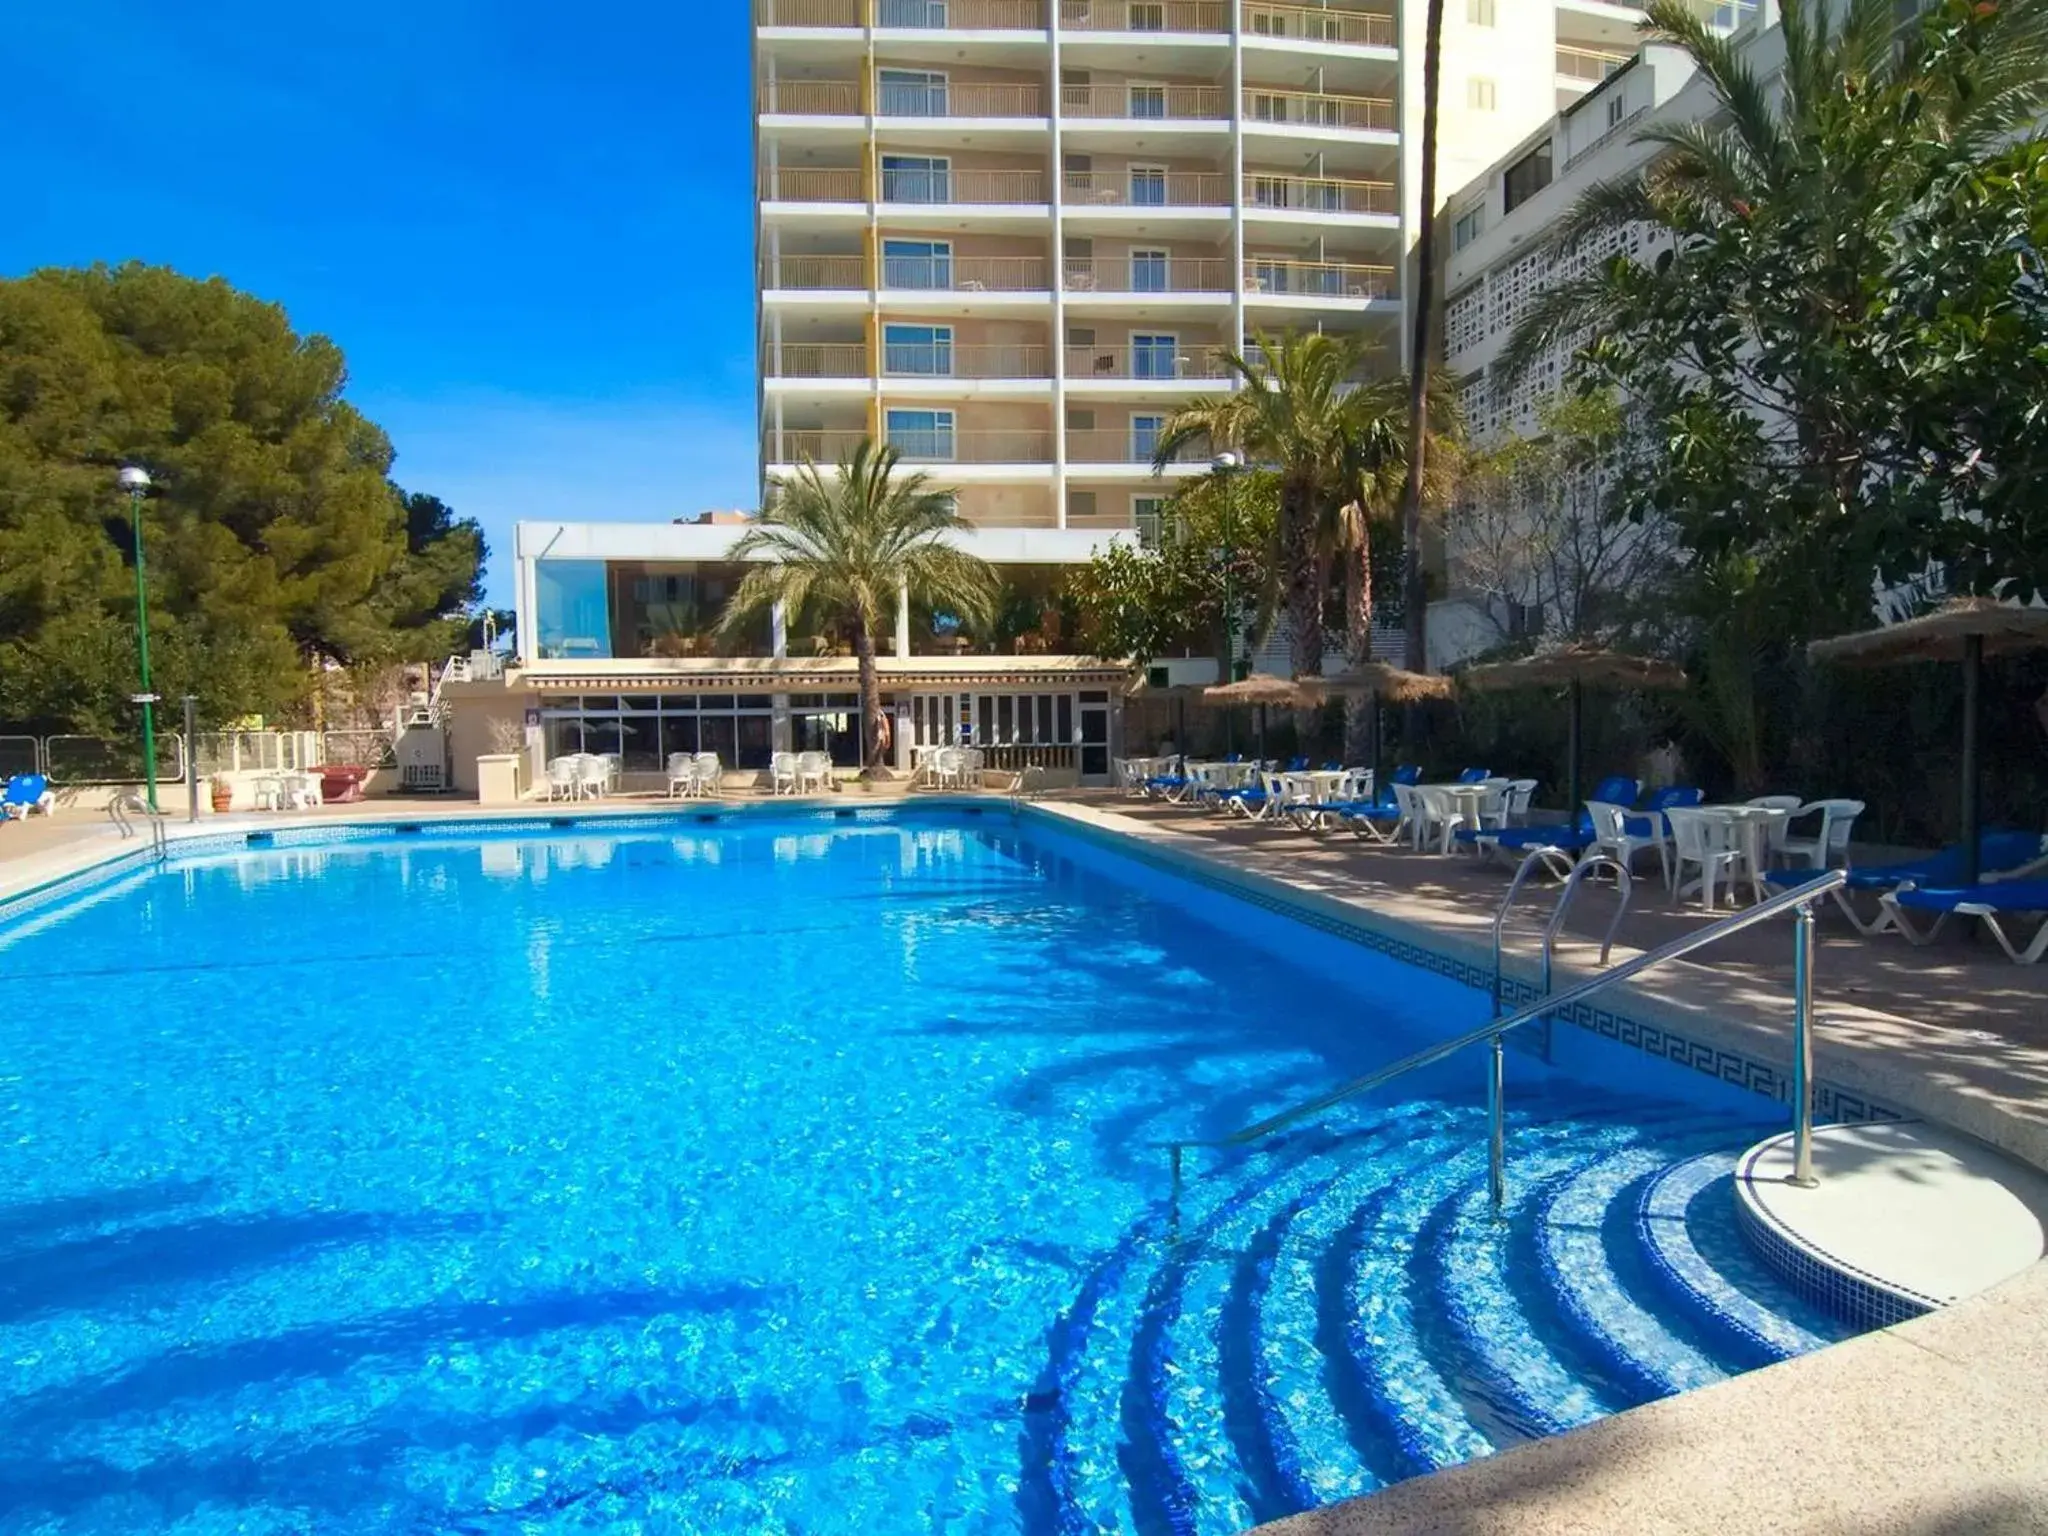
[1169,869,1845,1218]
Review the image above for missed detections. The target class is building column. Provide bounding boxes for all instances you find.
[895,580,912,658]
[771,598,788,659]
[894,698,911,774]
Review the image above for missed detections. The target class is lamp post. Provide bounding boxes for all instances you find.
[117,466,160,813]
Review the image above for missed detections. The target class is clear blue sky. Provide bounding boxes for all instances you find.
[1,1,759,604]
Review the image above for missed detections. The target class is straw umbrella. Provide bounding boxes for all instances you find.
[1204,674,1314,763]
[1461,645,1689,818]
[1810,598,2048,886]
[1298,663,1453,788]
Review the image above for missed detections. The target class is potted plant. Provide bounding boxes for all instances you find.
[209,773,234,813]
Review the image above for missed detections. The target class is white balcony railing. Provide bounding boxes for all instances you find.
[1065,344,1234,381]
[1066,429,1210,464]
[877,80,1047,117]
[1063,170,1232,208]
[1057,0,1231,30]
[1243,258,1397,298]
[760,167,865,202]
[762,79,863,115]
[880,254,1051,291]
[879,167,1047,204]
[1242,87,1396,132]
[1061,82,1229,120]
[1244,172,1397,215]
[878,0,1049,26]
[759,0,863,24]
[1063,256,1233,293]
[1243,2,1395,46]
[1556,45,1633,82]
[764,254,868,290]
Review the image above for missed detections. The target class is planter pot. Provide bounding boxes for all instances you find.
[210,785,233,813]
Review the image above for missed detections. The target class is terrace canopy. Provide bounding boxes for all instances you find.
[1461,646,1688,818]
[1809,597,2048,886]
[1203,674,1313,762]
[1298,664,1454,787]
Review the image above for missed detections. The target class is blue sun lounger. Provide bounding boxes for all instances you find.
[1765,830,2046,935]
[1487,774,1641,860]
[1884,878,2048,963]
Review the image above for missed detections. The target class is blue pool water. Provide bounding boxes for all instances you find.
[0,810,1852,1534]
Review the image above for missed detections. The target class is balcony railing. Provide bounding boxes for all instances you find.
[1063,170,1231,207]
[878,80,1047,117]
[1243,2,1395,45]
[761,167,866,202]
[1057,0,1231,29]
[1061,82,1228,120]
[759,0,863,24]
[879,167,1047,204]
[764,254,868,290]
[879,254,1051,291]
[768,341,1055,379]
[1064,256,1232,293]
[763,79,865,115]
[1066,429,1209,464]
[878,0,1049,25]
[1245,172,1397,215]
[1242,87,1395,132]
[888,428,1055,462]
[1556,45,1632,82]
[771,344,868,379]
[1244,258,1396,298]
[1065,344,1234,381]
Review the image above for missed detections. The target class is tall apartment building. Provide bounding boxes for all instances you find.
[754,0,1639,547]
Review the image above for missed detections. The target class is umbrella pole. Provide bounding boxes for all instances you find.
[1369,689,1382,801]
[1257,704,1268,765]
[1961,634,1983,887]
[1176,695,1186,757]
[1566,677,1583,824]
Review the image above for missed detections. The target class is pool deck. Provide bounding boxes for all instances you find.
[8,790,2048,1532]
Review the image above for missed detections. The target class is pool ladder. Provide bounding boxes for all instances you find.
[1491,844,1636,1060]
[1166,866,1848,1223]
[106,793,170,862]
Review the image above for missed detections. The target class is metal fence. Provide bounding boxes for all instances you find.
[41,734,188,785]
[0,735,38,779]
[0,729,387,786]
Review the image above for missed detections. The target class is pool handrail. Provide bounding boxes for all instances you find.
[1172,869,1847,1215]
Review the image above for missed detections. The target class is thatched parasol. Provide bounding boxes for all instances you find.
[1459,646,1689,819]
[1203,674,1308,762]
[1810,598,2048,885]
[1299,664,1454,706]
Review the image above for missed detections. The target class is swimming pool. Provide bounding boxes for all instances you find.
[0,809,1856,1533]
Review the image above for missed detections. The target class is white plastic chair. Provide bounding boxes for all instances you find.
[694,752,723,797]
[1587,800,1670,885]
[1503,779,1539,826]
[252,775,284,811]
[1667,807,1743,908]
[573,755,608,800]
[666,753,696,799]
[770,752,799,796]
[796,751,832,793]
[1413,785,1459,852]
[1781,798,1864,870]
[545,757,580,801]
[1746,795,1804,862]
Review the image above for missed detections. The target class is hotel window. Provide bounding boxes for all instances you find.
[1127,0,1166,28]
[882,236,952,288]
[1067,489,1099,524]
[534,561,613,660]
[1469,78,1497,111]
[1607,92,1627,128]
[885,408,955,461]
[883,323,954,376]
[1466,0,1496,23]
[1128,164,1168,206]
[1502,142,1553,214]
[1130,248,1169,293]
[1130,413,1166,461]
[1453,206,1485,251]
[880,155,950,204]
[1134,495,1171,547]
[1131,332,1180,380]
[1127,82,1167,119]
[877,68,948,117]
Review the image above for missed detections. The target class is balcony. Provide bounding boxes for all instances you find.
[880,254,1050,292]
[1243,258,1396,300]
[1242,87,1396,133]
[1244,172,1397,216]
[1064,343,1233,382]
[769,343,1054,379]
[1063,170,1231,209]
[758,0,862,24]
[1056,0,1230,30]
[763,80,864,116]
[878,167,1047,205]
[1060,82,1229,122]
[878,80,1048,118]
[1063,256,1232,294]
[761,167,866,204]
[1242,2,1395,47]
[877,0,1049,26]
[764,254,868,291]
[1066,429,1210,465]
[1557,45,1632,83]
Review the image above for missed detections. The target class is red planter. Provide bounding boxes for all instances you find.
[321,766,370,804]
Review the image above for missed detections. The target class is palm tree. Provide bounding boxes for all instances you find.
[1399,0,1450,674]
[721,440,997,775]
[1151,330,1381,695]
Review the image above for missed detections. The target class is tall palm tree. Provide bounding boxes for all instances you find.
[1399,0,1450,674]
[721,440,997,774]
[1151,330,1379,693]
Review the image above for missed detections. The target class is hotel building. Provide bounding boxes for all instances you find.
[448,0,1664,792]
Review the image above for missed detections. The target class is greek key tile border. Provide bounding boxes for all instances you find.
[1026,807,1906,1128]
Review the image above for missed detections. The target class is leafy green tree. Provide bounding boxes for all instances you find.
[721,439,998,774]
[0,262,485,734]
[1503,0,2048,624]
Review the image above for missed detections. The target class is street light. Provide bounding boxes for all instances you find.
[1210,452,1246,756]
[117,465,160,813]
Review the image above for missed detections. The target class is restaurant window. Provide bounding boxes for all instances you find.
[1502,141,1553,214]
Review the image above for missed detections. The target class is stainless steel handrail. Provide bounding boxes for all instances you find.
[1176,869,1849,1215]
[1490,844,1578,1012]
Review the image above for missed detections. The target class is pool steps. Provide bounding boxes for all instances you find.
[1031,1090,1860,1535]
